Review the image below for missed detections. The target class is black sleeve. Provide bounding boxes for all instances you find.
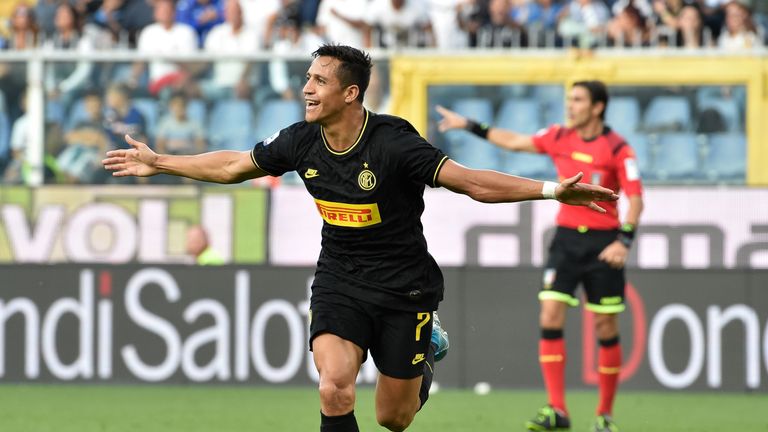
[250,124,301,176]
[390,122,449,188]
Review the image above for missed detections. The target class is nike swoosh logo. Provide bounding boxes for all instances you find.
[304,169,319,179]
[412,354,425,365]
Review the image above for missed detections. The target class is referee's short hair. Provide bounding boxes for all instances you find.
[573,80,609,121]
[312,44,372,103]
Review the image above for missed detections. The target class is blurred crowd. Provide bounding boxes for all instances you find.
[0,0,762,185]
[0,0,765,52]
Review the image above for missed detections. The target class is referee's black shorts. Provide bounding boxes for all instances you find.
[309,288,434,379]
[539,226,626,314]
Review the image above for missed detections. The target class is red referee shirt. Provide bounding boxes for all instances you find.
[532,125,643,230]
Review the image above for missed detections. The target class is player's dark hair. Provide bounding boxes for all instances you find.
[573,80,609,121]
[312,44,372,103]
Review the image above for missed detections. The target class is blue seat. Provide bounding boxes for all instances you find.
[208,99,254,151]
[697,98,741,133]
[654,133,700,180]
[532,85,564,126]
[133,98,160,137]
[704,133,746,180]
[444,98,500,171]
[254,99,303,142]
[496,98,542,134]
[504,152,557,179]
[623,133,653,179]
[606,96,641,135]
[186,99,207,126]
[643,96,692,132]
[494,98,552,177]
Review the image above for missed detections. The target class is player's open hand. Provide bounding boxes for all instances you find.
[102,134,159,177]
[435,105,469,132]
[555,172,619,213]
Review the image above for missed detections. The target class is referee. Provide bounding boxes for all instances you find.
[104,46,618,432]
[438,81,644,432]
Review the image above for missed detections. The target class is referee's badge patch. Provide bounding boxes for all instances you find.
[624,158,640,181]
[543,268,556,289]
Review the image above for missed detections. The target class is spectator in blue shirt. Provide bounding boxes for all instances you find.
[176,0,224,46]
[103,83,147,150]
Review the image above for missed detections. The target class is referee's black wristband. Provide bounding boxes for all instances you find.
[617,223,635,248]
[465,119,490,139]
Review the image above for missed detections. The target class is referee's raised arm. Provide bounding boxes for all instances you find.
[435,105,539,153]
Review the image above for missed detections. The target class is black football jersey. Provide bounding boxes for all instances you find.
[251,110,449,311]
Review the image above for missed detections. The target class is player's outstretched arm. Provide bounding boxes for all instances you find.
[435,105,538,153]
[102,134,268,184]
[437,159,617,211]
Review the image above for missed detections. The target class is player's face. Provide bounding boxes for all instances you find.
[303,56,350,124]
[567,86,601,127]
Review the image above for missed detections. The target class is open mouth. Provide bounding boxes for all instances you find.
[305,100,319,110]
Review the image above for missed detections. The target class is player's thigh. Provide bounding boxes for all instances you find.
[309,290,373,376]
[582,261,626,315]
[312,333,364,384]
[370,309,434,380]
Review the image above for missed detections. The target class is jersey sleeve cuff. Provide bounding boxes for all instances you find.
[250,148,276,176]
[432,156,449,188]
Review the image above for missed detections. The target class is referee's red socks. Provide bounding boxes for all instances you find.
[597,336,622,416]
[539,329,567,414]
[320,410,359,432]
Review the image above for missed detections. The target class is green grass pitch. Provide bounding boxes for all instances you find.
[0,385,762,431]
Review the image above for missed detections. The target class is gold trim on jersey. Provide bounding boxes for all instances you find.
[250,149,275,176]
[321,109,369,155]
[432,156,449,187]
[314,199,382,227]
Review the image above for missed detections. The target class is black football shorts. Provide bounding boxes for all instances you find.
[309,288,434,379]
[540,227,626,313]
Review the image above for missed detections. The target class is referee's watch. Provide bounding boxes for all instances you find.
[617,223,635,248]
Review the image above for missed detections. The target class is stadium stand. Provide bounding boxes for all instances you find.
[0,0,760,185]
[704,132,747,181]
[643,96,693,133]
[208,99,254,151]
[653,133,701,180]
[606,96,642,136]
[444,97,500,171]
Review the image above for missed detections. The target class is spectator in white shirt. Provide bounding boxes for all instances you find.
[132,0,198,96]
[558,0,611,47]
[365,0,433,48]
[316,0,370,48]
[268,10,324,100]
[427,0,467,49]
[239,0,281,46]
[718,0,760,49]
[202,0,261,100]
[44,4,108,110]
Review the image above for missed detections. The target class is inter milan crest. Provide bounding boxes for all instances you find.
[358,162,376,191]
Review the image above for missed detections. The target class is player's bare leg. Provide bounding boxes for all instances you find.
[593,312,621,432]
[375,373,422,431]
[312,334,364,431]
